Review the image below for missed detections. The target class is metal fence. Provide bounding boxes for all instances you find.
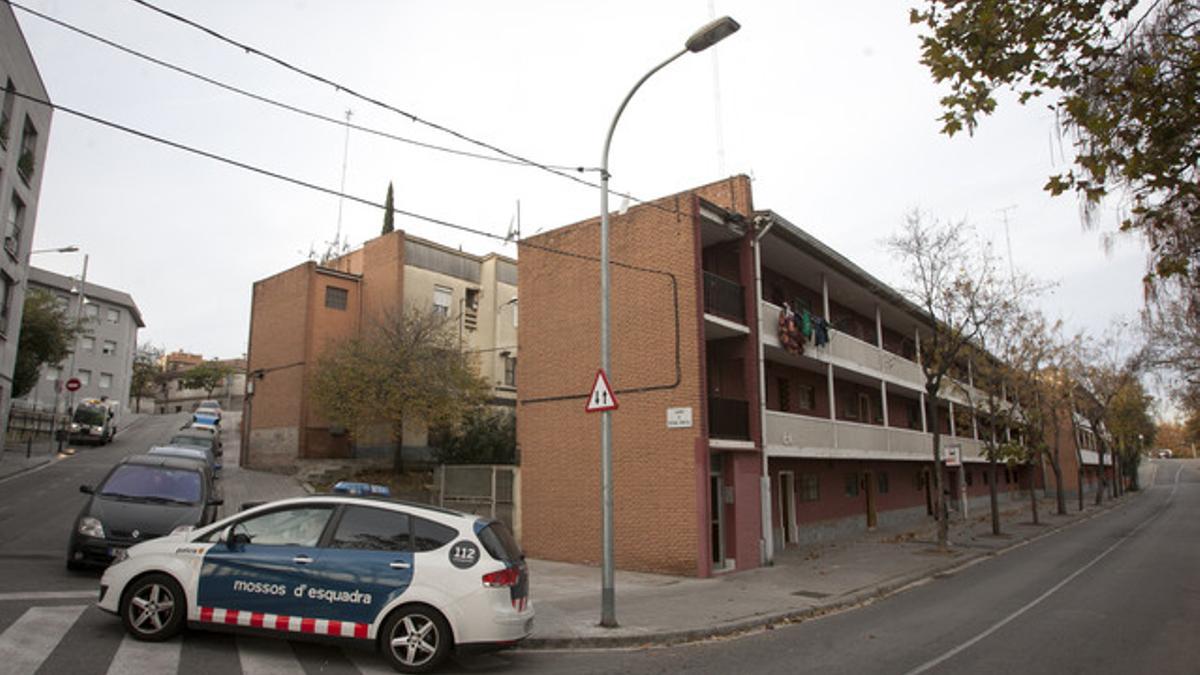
[436,464,519,537]
[5,406,66,444]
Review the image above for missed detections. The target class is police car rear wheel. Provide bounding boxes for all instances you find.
[121,574,184,641]
[381,605,451,673]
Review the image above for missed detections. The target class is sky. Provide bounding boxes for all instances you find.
[13,0,1147,364]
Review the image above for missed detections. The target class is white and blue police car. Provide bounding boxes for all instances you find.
[97,494,532,673]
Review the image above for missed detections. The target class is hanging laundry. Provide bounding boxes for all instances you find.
[778,302,804,355]
[800,309,813,339]
[814,317,830,347]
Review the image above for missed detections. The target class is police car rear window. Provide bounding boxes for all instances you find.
[413,517,457,552]
[477,522,522,562]
[331,506,409,551]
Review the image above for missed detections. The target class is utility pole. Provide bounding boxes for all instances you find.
[59,254,89,453]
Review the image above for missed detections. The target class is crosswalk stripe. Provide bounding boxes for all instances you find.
[0,604,86,675]
[106,633,182,675]
[236,635,303,675]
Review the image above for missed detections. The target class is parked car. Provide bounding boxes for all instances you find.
[97,495,531,673]
[148,445,221,475]
[68,455,222,570]
[195,402,222,421]
[169,429,222,455]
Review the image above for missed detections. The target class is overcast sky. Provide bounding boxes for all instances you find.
[14,0,1146,364]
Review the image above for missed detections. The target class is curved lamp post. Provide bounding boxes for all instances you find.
[597,15,739,628]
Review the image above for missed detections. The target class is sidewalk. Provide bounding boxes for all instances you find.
[0,438,60,480]
[524,490,1136,649]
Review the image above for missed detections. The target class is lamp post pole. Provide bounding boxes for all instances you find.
[596,16,739,629]
[59,253,88,453]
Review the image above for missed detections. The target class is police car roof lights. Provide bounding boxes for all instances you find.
[331,481,391,497]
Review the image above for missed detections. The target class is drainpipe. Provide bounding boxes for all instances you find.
[752,214,775,566]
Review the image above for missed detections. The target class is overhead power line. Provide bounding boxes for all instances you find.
[122,0,683,216]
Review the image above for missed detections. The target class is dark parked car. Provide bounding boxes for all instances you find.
[169,428,222,455]
[67,455,222,570]
[148,445,221,475]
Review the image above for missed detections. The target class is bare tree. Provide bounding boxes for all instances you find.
[889,212,1009,548]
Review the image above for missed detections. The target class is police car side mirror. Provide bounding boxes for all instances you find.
[208,497,225,507]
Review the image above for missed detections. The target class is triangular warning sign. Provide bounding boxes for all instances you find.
[585,369,619,413]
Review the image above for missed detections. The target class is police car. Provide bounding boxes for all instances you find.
[97,495,532,673]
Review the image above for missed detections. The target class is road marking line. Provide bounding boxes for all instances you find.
[236,635,303,675]
[904,472,1179,675]
[0,604,86,675]
[106,632,181,675]
[0,591,96,602]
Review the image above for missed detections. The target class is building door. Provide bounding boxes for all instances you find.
[864,470,878,529]
[778,472,796,546]
[705,454,724,564]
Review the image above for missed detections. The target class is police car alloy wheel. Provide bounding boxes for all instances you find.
[381,604,451,673]
[121,574,185,641]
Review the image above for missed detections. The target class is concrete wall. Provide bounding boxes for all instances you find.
[0,4,51,445]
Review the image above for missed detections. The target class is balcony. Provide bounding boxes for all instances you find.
[703,272,745,325]
[763,410,987,462]
[708,397,750,441]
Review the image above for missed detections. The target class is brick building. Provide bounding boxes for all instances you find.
[244,229,517,468]
[518,176,1036,578]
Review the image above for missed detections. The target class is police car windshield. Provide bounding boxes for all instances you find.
[99,465,202,504]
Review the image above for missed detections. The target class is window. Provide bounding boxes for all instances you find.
[465,287,480,311]
[798,474,819,502]
[504,356,517,387]
[777,378,790,412]
[106,307,119,323]
[965,469,974,486]
[78,369,91,386]
[85,303,99,319]
[0,78,14,149]
[906,401,923,430]
[330,506,409,551]
[325,285,348,310]
[99,372,112,389]
[81,336,95,352]
[432,285,452,316]
[230,507,333,547]
[0,272,12,335]
[18,116,38,182]
[877,471,889,494]
[102,340,117,355]
[797,384,816,411]
[4,194,24,258]
[412,517,458,551]
[859,393,873,422]
[845,473,860,497]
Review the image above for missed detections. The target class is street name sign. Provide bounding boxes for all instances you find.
[585,369,618,413]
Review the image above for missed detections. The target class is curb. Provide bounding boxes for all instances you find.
[0,455,57,483]
[520,495,1134,650]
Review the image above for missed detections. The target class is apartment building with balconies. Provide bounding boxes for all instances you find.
[0,4,51,445]
[244,229,517,469]
[519,176,1034,578]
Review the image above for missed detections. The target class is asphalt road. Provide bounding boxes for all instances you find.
[0,453,1194,674]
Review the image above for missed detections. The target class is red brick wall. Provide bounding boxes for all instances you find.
[518,176,755,576]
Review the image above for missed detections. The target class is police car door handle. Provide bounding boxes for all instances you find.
[292,555,314,565]
[389,560,411,570]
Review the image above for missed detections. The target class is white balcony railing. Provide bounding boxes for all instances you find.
[765,410,989,462]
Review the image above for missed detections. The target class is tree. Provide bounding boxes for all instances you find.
[309,307,489,471]
[889,212,1009,548]
[912,1,1200,288]
[1107,378,1156,490]
[431,408,516,465]
[179,360,235,397]
[130,343,164,413]
[382,181,395,235]
[12,289,86,399]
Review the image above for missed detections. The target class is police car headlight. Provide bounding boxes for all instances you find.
[78,517,105,538]
[110,548,129,564]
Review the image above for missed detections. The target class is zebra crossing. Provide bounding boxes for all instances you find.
[0,602,431,675]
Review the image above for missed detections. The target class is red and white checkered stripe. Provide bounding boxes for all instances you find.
[197,606,369,639]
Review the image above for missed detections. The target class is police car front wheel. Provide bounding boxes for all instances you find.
[121,573,185,641]
[381,604,452,673]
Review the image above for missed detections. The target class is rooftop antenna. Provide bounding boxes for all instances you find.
[997,204,1018,286]
[335,108,353,247]
[708,0,728,176]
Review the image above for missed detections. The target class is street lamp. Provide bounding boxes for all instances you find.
[25,245,81,446]
[29,245,79,255]
[597,15,740,629]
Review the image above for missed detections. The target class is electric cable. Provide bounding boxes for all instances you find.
[11,88,683,398]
